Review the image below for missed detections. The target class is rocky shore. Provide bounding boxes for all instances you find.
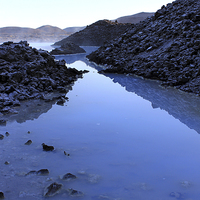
[87,0,200,95]
[53,20,133,46]
[0,41,86,114]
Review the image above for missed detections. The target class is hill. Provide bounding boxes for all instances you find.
[87,0,200,95]
[53,20,133,46]
[113,12,154,24]
[63,26,86,34]
[0,25,69,43]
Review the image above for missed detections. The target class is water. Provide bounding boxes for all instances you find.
[1,44,200,199]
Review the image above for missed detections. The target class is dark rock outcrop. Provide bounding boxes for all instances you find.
[50,43,86,55]
[53,20,133,46]
[0,41,85,114]
[87,0,200,95]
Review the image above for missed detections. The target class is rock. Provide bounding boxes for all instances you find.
[50,43,86,55]
[0,134,4,140]
[170,192,185,199]
[0,120,6,125]
[60,173,76,181]
[64,151,70,156]
[53,20,133,46]
[0,41,84,115]
[67,188,84,197]
[87,0,200,95]
[36,169,49,175]
[24,140,32,145]
[56,97,66,105]
[42,143,54,151]
[5,131,9,136]
[0,191,4,199]
[44,182,62,197]
[25,169,49,176]
[4,161,9,165]
[180,180,191,188]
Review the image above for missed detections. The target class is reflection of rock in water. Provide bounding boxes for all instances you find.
[0,92,70,124]
[103,73,200,134]
[54,46,99,65]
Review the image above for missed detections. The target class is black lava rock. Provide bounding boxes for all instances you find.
[42,143,54,151]
[0,41,84,114]
[87,0,200,95]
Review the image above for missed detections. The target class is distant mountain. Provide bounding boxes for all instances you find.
[63,26,86,34]
[37,25,67,34]
[53,20,133,47]
[113,12,154,24]
[0,25,69,43]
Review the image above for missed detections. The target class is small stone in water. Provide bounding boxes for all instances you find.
[27,131,31,134]
[5,132,9,136]
[25,170,37,176]
[0,134,4,140]
[0,191,4,199]
[64,151,70,156]
[44,182,62,197]
[4,161,10,165]
[24,140,32,145]
[42,143,54,151]
[181,180,191,188]
[67,188,84,197]
[170,192,184,199]
[61,173,76,180]
[37,169,49,175]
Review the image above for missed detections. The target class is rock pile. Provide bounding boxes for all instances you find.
[53,20,133,46]
[87,0,200,95]
[50,43,86,55]
[0,41,85,114]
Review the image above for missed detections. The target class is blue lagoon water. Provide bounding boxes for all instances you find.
[1,44,200,199]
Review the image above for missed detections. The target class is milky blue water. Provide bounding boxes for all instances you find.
[1,44,200,199]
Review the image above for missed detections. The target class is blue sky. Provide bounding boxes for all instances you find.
[1,0,173,29]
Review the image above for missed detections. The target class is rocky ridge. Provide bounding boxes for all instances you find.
[87,0,200,95]
[53,20,133,46]
[0,41,85,114]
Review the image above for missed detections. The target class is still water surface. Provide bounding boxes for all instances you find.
[1,44,200,199]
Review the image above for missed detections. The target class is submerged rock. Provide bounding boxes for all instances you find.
[24,140,32,145]
[67,188,84,197]
[60,173,76,181]
[42,143,54,151]
[170,192,185,199]
[44,182,62,197]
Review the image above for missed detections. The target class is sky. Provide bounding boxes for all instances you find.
[0,0,174,29]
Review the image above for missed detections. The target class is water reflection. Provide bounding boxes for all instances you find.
[102,73,200,134]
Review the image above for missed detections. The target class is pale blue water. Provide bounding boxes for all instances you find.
[1,44,200,199]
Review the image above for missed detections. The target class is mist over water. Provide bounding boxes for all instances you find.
[1,44,200,200]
